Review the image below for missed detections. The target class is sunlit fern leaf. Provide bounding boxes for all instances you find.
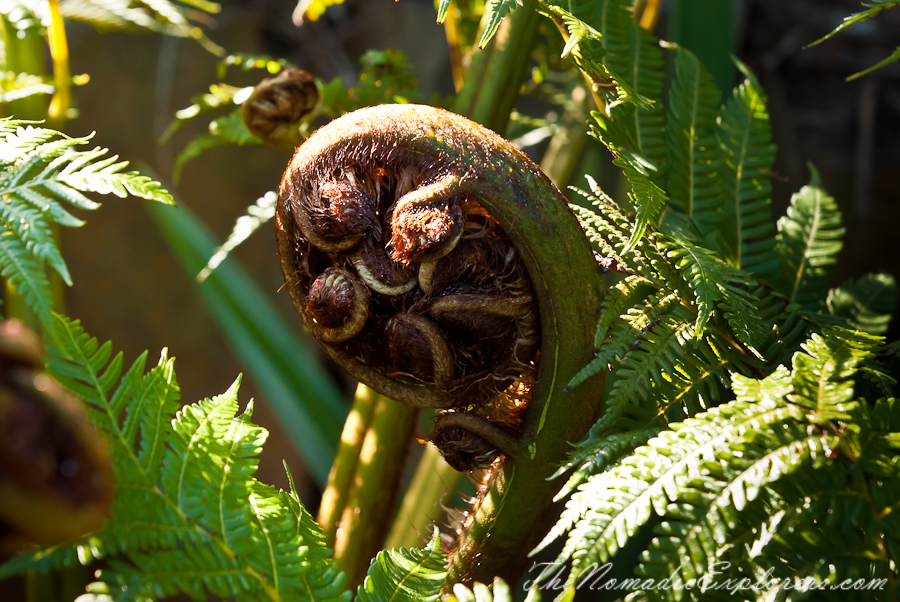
[60,0,163,31]
[0,227,55,325]
[52,0,222,53]
[716,61,778,278]
[446,578,512,602]
[436,0,451,23]
[539,5,652,110]
[173,109,260,181]
[356,529,447,602]
[790,327,880,423]
[772,165,844,310]
[663,236,769,348]
[570,179,680,288]
[632,427,839,602]
[531,428,661,558]
[566,276,656,391]
[162,83,249,142]
[280,463,351,602]
[197,191,277,282]
[589,113,667,254]
[0,122,171,324]
[605,25,666,169]
[828,271,898,336]
[751,501,893,602]
[560,0,664,165]
[599,297,751,433]
[542,392,807,596]
[664,43,723,235]
[479,0,523,49]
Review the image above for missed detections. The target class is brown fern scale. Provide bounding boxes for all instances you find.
[276,105,542,469]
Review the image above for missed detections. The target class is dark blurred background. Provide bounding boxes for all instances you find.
[3,0,899,598]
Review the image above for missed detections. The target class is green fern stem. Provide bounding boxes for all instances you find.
[453,0,540,132]
[318,383,380,547]
[276,103,606,587]
[332,390,419,589]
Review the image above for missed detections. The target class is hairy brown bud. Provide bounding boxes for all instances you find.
[242,68,319,151]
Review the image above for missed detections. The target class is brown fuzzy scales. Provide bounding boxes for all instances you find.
[278,107,540,415]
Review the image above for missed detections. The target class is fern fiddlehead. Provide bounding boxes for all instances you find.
[276,103,605,584]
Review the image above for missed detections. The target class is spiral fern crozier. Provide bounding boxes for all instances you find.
[277,104,605,584]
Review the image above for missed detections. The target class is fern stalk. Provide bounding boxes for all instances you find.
[453,0,540,132]
[318,383,380,547]
[332,389,418,589]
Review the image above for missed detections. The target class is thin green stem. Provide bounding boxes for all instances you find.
[333,391,418,589]
[317,382,379,547]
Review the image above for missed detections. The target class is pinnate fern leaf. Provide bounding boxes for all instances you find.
[772,165,844,310]
[716,62,777,278]
[0,121,172,330]
[356,529,447,602]
[664,43,723,234]
[479,0,523,48]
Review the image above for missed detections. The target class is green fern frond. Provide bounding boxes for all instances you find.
[173,110,260,181]
[544,391,806,595]
[356,529,447,602]
[828,271,898,336]
[197,190,277,283]
[790,327,880,423]
[664,237,769,348]
[0,229,55,325]
[807,0,900,80]
[0,71,55,103]
[664,43,723,234]
[631,421,838,602]
[281,463,351,602]
[446,578,512,602]
[539,4,652,110]
[0,122,171,326]
[55,0,223,54]
[716,61,778,278]
[479,0,523,48]
[772,165,844,310]
[162,82,248,142]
